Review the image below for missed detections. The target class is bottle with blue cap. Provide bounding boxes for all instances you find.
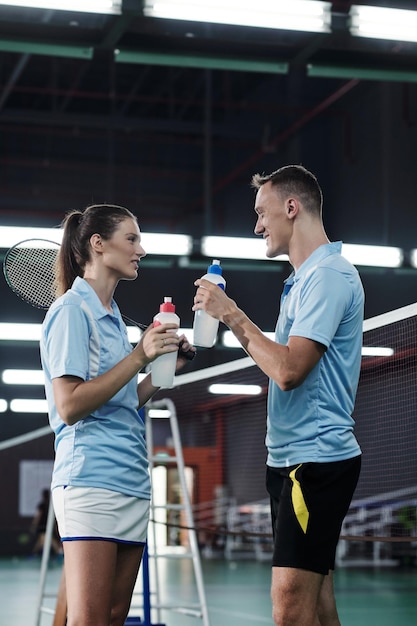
[193,259,226,348]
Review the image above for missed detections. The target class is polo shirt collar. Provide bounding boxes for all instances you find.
[296,241,342,278]
[283,241,342,290]
[71,276,120,320]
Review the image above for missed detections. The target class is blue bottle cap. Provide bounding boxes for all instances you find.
[208,259,222,275]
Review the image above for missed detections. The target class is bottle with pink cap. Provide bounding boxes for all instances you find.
[151,296,180,388]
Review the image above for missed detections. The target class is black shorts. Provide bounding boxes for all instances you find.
[266,455,361,575]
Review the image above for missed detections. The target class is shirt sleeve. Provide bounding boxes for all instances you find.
[43,302,91,381]
[289,266,352,348]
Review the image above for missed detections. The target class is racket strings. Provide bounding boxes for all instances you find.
[4,245,58,309]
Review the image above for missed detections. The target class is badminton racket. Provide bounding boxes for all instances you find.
[3,238,195,359]
[3,239,60,310]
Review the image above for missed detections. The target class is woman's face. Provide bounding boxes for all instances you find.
[98,217,146,281]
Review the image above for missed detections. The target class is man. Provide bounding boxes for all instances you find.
[192,165,363,626]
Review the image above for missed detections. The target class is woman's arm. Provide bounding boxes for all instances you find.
[136,333,196,408]
[52,322,179,425]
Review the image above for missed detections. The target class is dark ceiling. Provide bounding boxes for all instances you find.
[1,0,417,234]
[1,0,417,423]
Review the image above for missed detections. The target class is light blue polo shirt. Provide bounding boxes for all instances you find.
[266,241,363,467]
[40,277,151,499]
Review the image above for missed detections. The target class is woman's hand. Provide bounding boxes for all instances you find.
[136,330,196,407]
[176,335,196,371]
[135,322,180,364]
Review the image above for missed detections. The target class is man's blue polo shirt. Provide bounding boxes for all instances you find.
[266,241,363,467]
[40,277,151,499]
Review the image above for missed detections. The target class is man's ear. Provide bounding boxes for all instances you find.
[286,198,299,220]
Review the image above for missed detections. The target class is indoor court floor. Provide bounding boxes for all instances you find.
[1,556,417,626]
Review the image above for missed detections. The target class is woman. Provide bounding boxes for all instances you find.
[40,203,194,626]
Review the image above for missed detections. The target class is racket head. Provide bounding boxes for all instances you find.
[3,238,60,309]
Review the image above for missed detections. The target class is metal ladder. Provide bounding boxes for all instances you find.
[142,398,210,626]
[34,495,66,626]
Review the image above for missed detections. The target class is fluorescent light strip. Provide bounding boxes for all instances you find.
[342,243,403,268]
[202,236,403,268]
[409,249,417,269]
[0,226,192,256]
[349,5,417,43]
[140,232,192,256]
[223,330,275,348]
[0,323,192,346]
[0,322,140,344]
[127,327,141,343]
[361,347,394,357]
[0,226,62,248]
[144,0,332,33]
[10,399,48,413]
[223,331,393,357]
[208,383,262,395]
[130,327,192,344]
[201,236,288,262]
[148,409,172,418]
[0,399,7,413]
[0,0,121,13]
[0,323,42,342]
[2,369,44,385]
[0,227,403,267]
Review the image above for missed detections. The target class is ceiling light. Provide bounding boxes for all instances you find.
[0,226,62,248]
[223,330,275,348]
[0,322,143,344]
[223,330,393,358]
[124,326,140,343]
[0,226,192,256]
[408,249,417,269]
[0,323,191,349]
[0,323,42,341]
[342,243,403,268]
[144,0,332,33]
[208,383,262,395]
[0,399,7,413]
[0,0,121,13]
[201,237,403,268]
[361,347,394,357]
[349,5,417,43]
[2,369,44,385]
[140,233,192,256]
[10,399,48,413]
[148,409,172,418]
[201,236,288,262]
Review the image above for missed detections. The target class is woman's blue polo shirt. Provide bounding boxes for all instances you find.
[40,277,151,499]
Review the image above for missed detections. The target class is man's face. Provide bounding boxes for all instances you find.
[254,181,292,259]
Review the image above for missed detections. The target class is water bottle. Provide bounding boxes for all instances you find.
[151,296,180,388]
[193,259,226,348]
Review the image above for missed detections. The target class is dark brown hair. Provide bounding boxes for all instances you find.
[251,165,323,217]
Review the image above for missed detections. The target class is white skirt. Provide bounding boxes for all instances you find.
[52,486,150,545]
